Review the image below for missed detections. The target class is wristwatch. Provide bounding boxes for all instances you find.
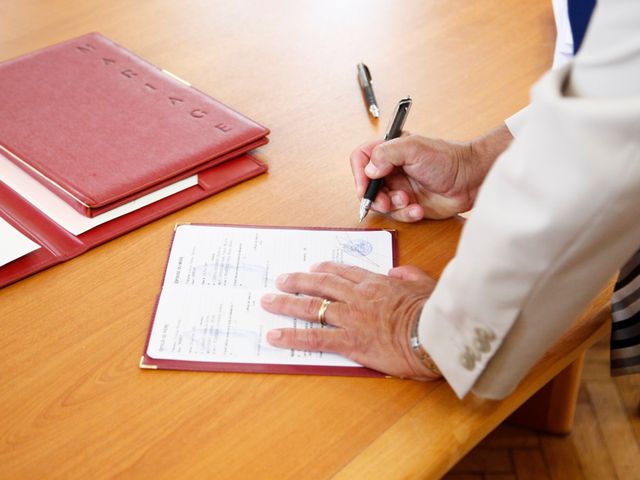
[409,310,442,377]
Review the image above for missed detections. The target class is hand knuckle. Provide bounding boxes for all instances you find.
[270,294,284,308]
[343,327,365,357]
[408,134,424,147]
[304,298,319,317]
[374,142,389,158]
[317,272,332,286]
[357,282,381,300]
[344,265,359,276]
[306,330,324,350]
[314,261,332,271]
[282,272,302,289]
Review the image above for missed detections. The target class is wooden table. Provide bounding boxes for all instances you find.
[0,1,610,478]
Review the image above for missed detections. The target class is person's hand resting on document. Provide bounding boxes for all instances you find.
[261,262,440,380]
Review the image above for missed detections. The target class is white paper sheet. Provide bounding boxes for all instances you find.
[0,152,198,236]
[0,217,40,267]
[146,225,394,367]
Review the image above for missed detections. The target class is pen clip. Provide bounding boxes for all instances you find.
[357,62,372,87]
[384,96,412,141]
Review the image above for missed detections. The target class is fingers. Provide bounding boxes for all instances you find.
[369,190,392,213]
[350,140,383,198]
[358,187,417,217]
[261,264,380,321]
[366,189,423,219]
[261,264,382,328]
[266,327,347,355]
[386,203,425,223]
[273,270,356,303]
[351,136,427,220]
[388,265,432,281]
[388,189,410,209]
[310,262,375,283]
[261,293,347,327]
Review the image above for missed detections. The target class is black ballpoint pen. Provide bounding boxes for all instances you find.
[357,63,380,118]
[359,96,412,222]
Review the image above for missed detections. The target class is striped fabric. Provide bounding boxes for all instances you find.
[611,250,640,376]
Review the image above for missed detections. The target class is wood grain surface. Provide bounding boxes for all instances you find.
[0,1,608,478]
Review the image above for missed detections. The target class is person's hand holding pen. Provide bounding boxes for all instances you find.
[353,125,515,222]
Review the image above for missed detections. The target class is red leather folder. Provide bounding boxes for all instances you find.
[0,155,267,288]
[0,32,270,217]
[0,33,270,288]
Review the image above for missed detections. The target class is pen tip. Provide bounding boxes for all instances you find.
[370,105,380,118]
[359,198,371,223]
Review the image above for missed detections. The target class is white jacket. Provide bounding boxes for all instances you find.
[419,0,640,399]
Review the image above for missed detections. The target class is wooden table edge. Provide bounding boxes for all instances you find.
[332,296,611,480]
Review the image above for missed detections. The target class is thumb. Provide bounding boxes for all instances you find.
[365,136,415,179]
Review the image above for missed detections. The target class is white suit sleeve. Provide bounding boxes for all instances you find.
[505,0,574,138]
[504,106,530,138]
[419,0,640,399]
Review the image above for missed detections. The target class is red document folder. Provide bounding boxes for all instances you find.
[0,155,267,288]
[0,33,270,288]
[140,224,398,378]
[0,32,269,217]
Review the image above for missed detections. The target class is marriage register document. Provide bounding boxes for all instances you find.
[141,224,395,376]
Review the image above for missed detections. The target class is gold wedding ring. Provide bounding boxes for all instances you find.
[317,298,331,326]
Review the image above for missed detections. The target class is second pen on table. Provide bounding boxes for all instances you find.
[357,62,380,119]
